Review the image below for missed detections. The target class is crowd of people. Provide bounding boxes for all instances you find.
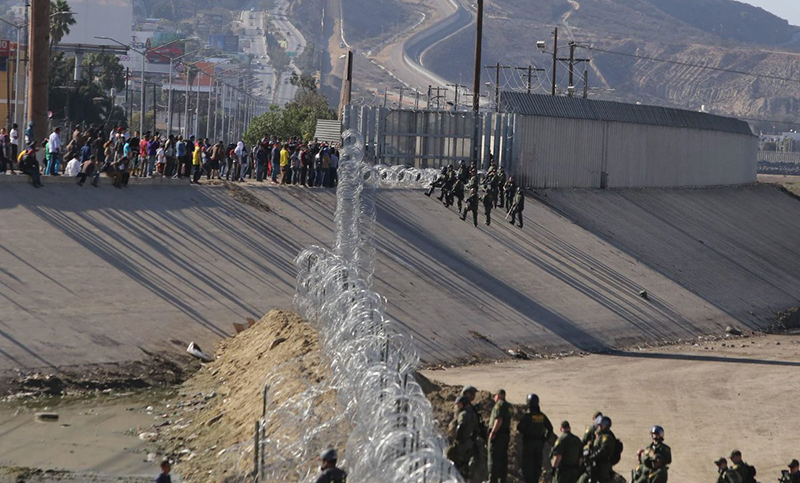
[425,159,525,229]
[445,386,800,483]
[0,122,344,190]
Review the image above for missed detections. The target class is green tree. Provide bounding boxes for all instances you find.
[50,0,76,47]
[243,91,337,144]
[290,72,317,94]
[82,53,125,91]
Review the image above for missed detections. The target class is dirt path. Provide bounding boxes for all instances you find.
[422,333,800,483]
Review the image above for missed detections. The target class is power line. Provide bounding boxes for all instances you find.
[576,43,800,85]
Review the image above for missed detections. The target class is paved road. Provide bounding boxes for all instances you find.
[241,0,307,107]
[2,182,798,376]
[237,10,277,104]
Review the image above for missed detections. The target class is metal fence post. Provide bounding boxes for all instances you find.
[254,420,260,482]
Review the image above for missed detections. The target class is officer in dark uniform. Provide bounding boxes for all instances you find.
[488,389,512,483]
[503,176,516,210]
[462,187,479,227]
[496,168,507,208]
[442,166,456,205]
[457,160,469,183]
[452,177,465,212]
[634,426,672,482]
[730,450,756,483]
[508,188,524,228]
[461,385,489,481]
[715,458,742,483]
[426,166,448,197]
[482,188,493,226]
[314,448,347,483]
[582,412,604,449]
[578,416,616,483]
[517,394,554,483]
[552,421,583,483]
[782,459,800,483]
[448,395,479,478]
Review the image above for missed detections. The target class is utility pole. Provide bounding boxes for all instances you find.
[485,63,511,112]
[551,27,558,96]
[427,85,432,109]
[558,41,590,96]
[583,69,589,98]
[414,90,420,110]
[447,84,468,109]
[28,0,49,141]
[383,88,387,108]
[152,82,157,133]
[515,65,545,94]
[471,0,484,163]
[396,86,405,108]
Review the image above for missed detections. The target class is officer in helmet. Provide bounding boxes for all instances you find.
[517,393,554,483]
[634,425,672,482]
[578,416,617,483]
[314,448,347,483]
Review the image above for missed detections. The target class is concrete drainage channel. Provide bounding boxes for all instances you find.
[247,131,453,482]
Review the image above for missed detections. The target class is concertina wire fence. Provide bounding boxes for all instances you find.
[220,130,462,483]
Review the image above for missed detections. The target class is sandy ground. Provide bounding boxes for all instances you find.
[422,332,800,483]
[758,174,800,195]
[0,391,169,481]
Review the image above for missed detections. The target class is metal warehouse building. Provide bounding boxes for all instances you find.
[501,92,757,189]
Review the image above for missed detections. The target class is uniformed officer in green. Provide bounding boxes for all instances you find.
[496,168,507,208]
[461,386,488,481]
[715,458,743,483]
[452,177,465,212]
[462,187,479,227]
[551,421,583,483]
[488,389,512,483]
[482,189,493,226]
[639,454,668,483]
[582,412,604,449]
[783,459,800,483]
[577,416,617,483]
[448,395,478,478]
[730,450,756,483]
[441,165,456,204]
[634,426,672,482]
[517,394,553,483]
[508,187,524,228]
[426,166,448,197]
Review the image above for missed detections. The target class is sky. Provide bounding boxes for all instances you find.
[743,0,800,26]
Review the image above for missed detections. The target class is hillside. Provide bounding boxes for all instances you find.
[329,0,800,125]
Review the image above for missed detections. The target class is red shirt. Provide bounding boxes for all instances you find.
[139,139,148,157]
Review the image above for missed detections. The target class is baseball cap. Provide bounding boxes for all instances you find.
[790,460,799,468]
[714,457,727,465]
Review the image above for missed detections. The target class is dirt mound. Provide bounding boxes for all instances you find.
[153,310,544,483]
[154,310,327,483]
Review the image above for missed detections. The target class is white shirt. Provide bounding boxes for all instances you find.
[157,147,166,164]
[65,158,81,177]
[48,131,61,153]
[9,128,18,146]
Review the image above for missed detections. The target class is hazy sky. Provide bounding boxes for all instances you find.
[743,1,800,26]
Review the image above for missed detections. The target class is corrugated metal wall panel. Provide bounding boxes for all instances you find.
[501,92,753,136]
[603,122,756,187]
[514,116,757,189]
[516,116,604,189]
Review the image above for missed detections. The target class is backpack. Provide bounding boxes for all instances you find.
[742,463,757,483]
[610,439,623,466]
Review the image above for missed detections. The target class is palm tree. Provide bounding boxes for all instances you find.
[50,0,76,48]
